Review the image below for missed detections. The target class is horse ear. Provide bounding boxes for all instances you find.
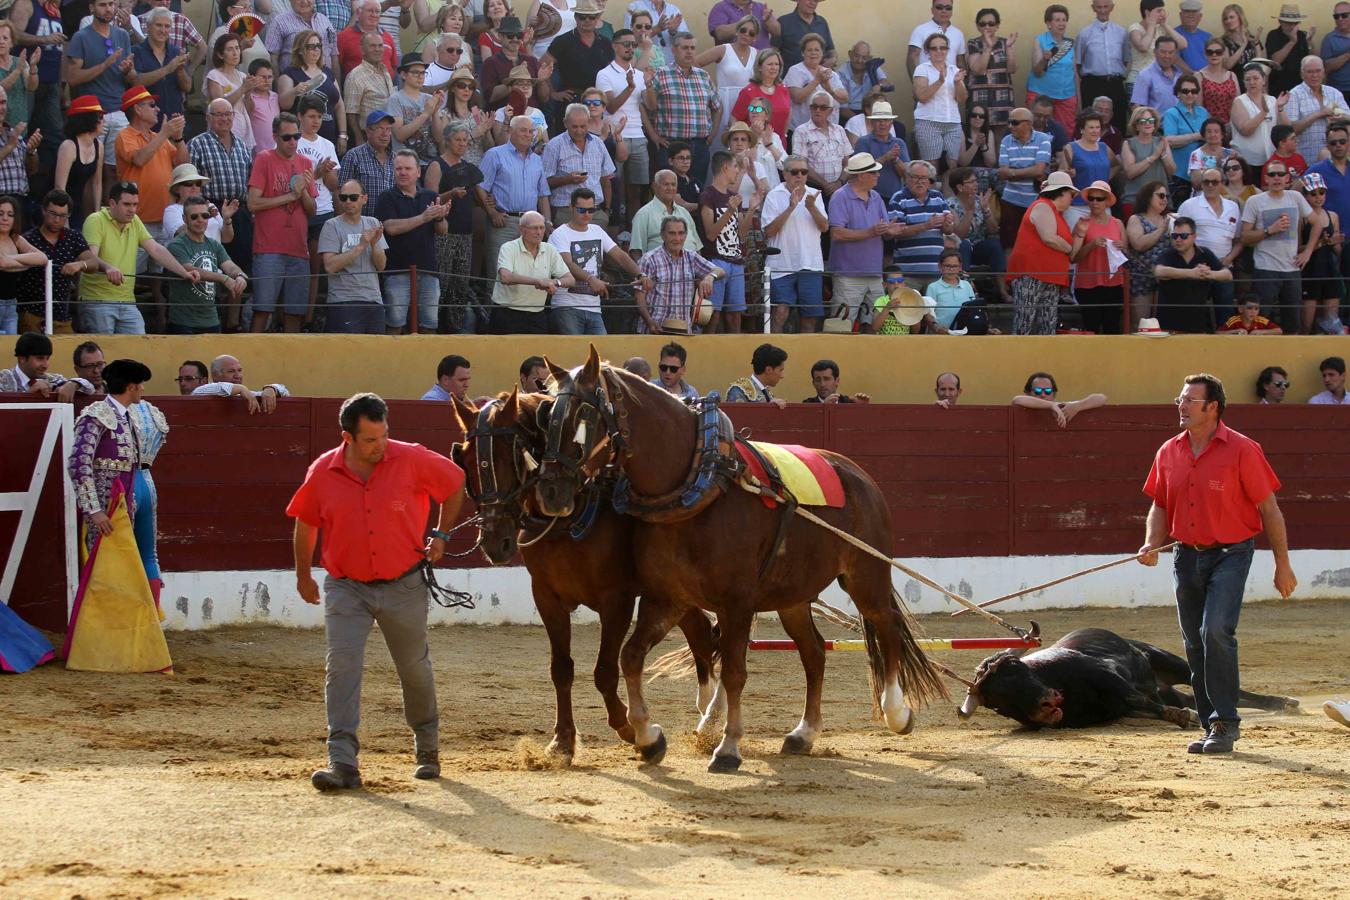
[500,385,520,420]
[582,343,602,382]
[449,395,475,435]
[544,355,569,384]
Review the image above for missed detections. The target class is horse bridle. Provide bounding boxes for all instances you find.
[465,400,537,518]
[539,368,625,483]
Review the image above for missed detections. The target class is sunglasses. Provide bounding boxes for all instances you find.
[583,98,603,106]
[1010,118,1031,124]
[929,44,949,51]
[278,133,300,141]
[1155,190,1168,197]
[748,105,766,113]
[1206,48,1224,55]
[737,27,756,34]
[1336,11,1350,18]
[445,46,464,53]
[884,276,906,284]
[970,111,986,118]
[809,103,832,109]
[977,19,996,26]
[1266,169,1287,177]
[573,205,596,213]
[1137,116,1156,124]
[658,364,681,373]
[1031,387,1054,396]
[1178,88,1198,95]
[1330,138,1349,146]
[187,212,212,221]
[615,40,636,47]
[1086,194,1109,202]
[1171,232,1194,239]
[633,22,652,29]
[337,192,361,201]
[1224,163,1243,170]
[304,42,322,49]
[934,3,952,9]
[1202,179,1222,185]
[1271,379,1291,388]
[786,168,808,175]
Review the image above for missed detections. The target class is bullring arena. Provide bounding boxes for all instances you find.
[4,334,1350,898]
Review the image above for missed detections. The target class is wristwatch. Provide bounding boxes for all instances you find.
[553,278,563,288]
[431,529,454,541]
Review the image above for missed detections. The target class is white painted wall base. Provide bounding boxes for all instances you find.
[160,549,1350,630]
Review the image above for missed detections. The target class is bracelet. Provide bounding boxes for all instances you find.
[431,529,454,542]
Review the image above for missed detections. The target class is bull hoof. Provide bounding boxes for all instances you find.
[615,724,637,745]
[780,734,813,755]
[638,732,667,765]
[708,753,742,773]
[1281,697,1301,711]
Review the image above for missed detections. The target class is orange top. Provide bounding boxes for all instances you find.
[1008,196,1072,287]
[1074,216,1125,290]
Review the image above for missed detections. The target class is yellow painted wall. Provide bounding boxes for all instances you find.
[49,334,1350,404]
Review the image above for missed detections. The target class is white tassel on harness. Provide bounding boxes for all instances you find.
[573,420,588,448]
[521,449,539,471]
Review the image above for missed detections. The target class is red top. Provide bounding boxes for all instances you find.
[732,82,792,141]
[1007,196,1072,287]
[248,149,317,258]
[1142,421,1280,545]
[287,440,465,582]
[1200,71,1238,124]
[1218,313,1280,333]
[1074,215,1125,290]
[337,25,398,79]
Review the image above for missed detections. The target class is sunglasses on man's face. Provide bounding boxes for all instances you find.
[809,104,832,110]
[977,19,996,26]
[786,168,808,175]
[1171,232,1194,240]
[187,212,212,221]
[1031,387,1054,396]
[337,192,361,201]
[1202,179,1222,186]
[278,132,300,141]
[1330,138,1349,147]
[658,364,681,373]
[1271,379,1291,388]
[1266,169,1288,178]
[1335,10,1350,18]
[573,205,596,213]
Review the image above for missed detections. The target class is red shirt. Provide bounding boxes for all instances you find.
[1218,313,1280,333]
[336,24,397,79]
[248,148,317,258]
[1007,196,1072,287]
[1142,421,1280,545]
[287,440,465,582]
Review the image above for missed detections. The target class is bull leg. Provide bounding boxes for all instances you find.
[620,596,684,765]
[594,592,637,744]
[777,604,826,755]
[535,591,578,764]
[1237,688,1300,712]
[710,606,754,773]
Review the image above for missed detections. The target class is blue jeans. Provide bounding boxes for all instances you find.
[0,298,16,334]
[1174,539,1254,728]
[549,306,607,335]
[82,302,146,335]
[710,260,746,312]
[959,237,1007,275]
[383,272,440,331]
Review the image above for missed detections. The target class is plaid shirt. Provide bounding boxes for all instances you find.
[540,133,616,208]
[265,11,338,66]
[636,245,718,333]
[1286,83,1348,165]
[791,122,851,184]
[340,143,396,216]
[189,129,253,203]
[0,126,30,194]
[315,0,352,29]
[648,64,719,140]
[139,9,202,49]
[343,60,394,124]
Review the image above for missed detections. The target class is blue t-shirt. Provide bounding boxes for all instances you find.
[66,25,134,114]
[1175,26,1211,74]
[1324,31,1350,95]
[853,133,911,205]
[1026,32,1076,100]
[132,42,185,121]
[1162,103,1209,174]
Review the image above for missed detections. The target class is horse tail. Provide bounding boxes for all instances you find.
[888,586,950,708]
[862,613,886,719]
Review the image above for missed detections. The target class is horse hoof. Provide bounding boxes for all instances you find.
[616,724,636,745]
[708,754,742,773]
[780,734,813,755]
[638,732,667,765]
[546,741,576,766]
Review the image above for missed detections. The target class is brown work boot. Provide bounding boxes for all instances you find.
[311,762,362,792]
[413,749,440,780]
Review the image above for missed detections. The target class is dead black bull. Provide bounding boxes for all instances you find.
[959,628,1299,729]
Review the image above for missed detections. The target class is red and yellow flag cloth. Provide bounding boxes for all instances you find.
[736,441,845,509]
[62,483,173,674]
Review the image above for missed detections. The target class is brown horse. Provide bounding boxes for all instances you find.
[534,347,947,773]
[449,390,723,764]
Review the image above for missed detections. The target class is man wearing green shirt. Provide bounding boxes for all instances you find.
[80,181,200,334]
[167,196,249,334]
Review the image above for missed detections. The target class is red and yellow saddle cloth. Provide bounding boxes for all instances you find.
[735,441,845,509]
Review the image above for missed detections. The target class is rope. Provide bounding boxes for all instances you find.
[515,514,561,548]
[809,600,980,690]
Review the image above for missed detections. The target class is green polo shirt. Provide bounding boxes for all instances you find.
[80,208,151,303]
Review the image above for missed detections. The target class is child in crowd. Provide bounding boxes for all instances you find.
[925,249,976,332]
[1262,124,1307,188]
[246,59,280,153]
[1218,295,1283,334]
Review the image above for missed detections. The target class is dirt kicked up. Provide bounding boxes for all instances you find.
[2,600,1348,899]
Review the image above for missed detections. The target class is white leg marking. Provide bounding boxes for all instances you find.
[785,718,818,747]
[882,676,914,734]
[696,676,716,715]
[696,680,725,735]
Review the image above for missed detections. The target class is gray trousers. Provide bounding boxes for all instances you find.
[323,569,438,768]
[484,214,525,291]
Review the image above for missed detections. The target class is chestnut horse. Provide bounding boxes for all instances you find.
[449,390,722,764]
[533,348,947,772]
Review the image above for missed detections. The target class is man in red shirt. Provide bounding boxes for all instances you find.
[335,0,397,78]
[1138,373,1296,755]
[287,393,466,791]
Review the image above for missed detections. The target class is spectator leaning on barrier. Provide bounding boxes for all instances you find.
[0,331,94,399]
[935,371,962,408]
[192,353,291,414]
[421,354,472,401]
[1013,371,1107,429]
[802,358,869,404]
[1219,295,1283,335]
[1309,356,1348,405]
[761,154,827,333]
[72,341,105,392]
[1153,214,1230,334]
[320,180,388,335]
[166,195,248,335]
[548,187,643,335]
[1241,159,1312,334]
[489,210,573,335]
[634,214,722,334]
[176,359,206,395]
[17,192,99,336]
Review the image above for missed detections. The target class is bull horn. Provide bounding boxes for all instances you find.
[957,690,981,720]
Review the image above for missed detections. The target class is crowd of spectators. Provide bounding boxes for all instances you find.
[0,0,1346,338]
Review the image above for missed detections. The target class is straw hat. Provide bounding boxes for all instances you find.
[888,288,931,327]
[843,152,883,176]
[448,65,477,87]
[721,120,754,146]
[1273,3,1305,21]
[505,63,538,84]
[1135,317,1170,337]
[1039,171,1080,194]
[866,101,898,120]
[660,296,713,334]
[169,163,210,189]
[1082,179,1116,206]
[573,0,603,15]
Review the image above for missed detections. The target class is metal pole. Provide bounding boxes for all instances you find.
[44,260,53,336]
[408,265,418,335]
[761,267,770,333]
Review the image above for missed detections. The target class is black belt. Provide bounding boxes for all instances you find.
[357,561,423,586]
[1083,73,1125,80]
[1185,541,1225,552]
[501,210,528,216]
[139,464,151,470]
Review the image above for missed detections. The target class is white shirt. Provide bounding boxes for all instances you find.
[547,222,616,312]
[913,61,961,123]
[297,134,339,214]
[908,20,965,69]
[760,182,825,275]
[1178,195,1240,260]
[1309,390,1349,405]
[784,62,844,130]
[162,203,225,243]
[192,381,291,398]
[595,62,647,139]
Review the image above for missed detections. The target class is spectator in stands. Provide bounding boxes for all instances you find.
[785,34,846,135]
[1229,63,1278,172]
[1025,5,1077,137]
[1300,171,1343,335]
[1285,57,1339,166]
[1178,166,1241,311]
[598,29,651,231]
[0,198,44,334]
[345,30,396,140]
[341,110,396,217]
[81,181,200,335]
[132,9,192,124]
[635,215,722,333]
[623,356,653,379]
[1266,7,1313,98]
[278,30,347,150]
[699,150,761,334]
[654,340,698,399]
[319,179,387,334]
[1306,123,1349,291]
[378,149,448,334]
[8,0,66,173]
[424,122,482,334]
[193,353,290,413]
[727,342,788,407]
[1061,110,1119,229]
[851,100,908,202]
[422,354,472,401]
[0,332,93,398]
[490,65,550,148]
[206,34,255,153]
[0,89,39,204]
[248,113,322,334]
[53,97,105,231]
[997,108,1053,250]
[267,0,339,75]
[1173,0,1209,73]
[337,0,397,78]
[1077,2,1127,131]
[935,371,961,407]
[64,0,134,178]
[1086,96,1124,154]
[1309,355,1348,405]
[478,115,551,294]
[543,0,614,107]
[1262,124,1307,188]
[1153,214,1230,333]
[1255,365,1289,403]
[17,192,97,336]
[72,341,105,391]
[837,42,891,120]
[480,17,552,111]
[543,104,616,226]
[1008,170,1076,335]
[490,210,572,334]
[1031,93,1069,161]
[1119,106,1173,221]
[1219,294,1283,334]
[645,31,719,177]
[667,140,702,211]
[775,0,832,70]
[732,48,790,142]
[889,160,953,296]
[1130,34,1181,113]
[907,0,965,80]
[828,151,893,323]
[191,99,255,331]
[762,154,827,333]
[167,195,248,334]
[803,358,869,403]
[548,187,641,334]
[1242,159,1312,333]
[176,360,207,395]
[1013,371,1107,428]
[925,248,975,332]
[389,53,444,167]
[709,0,773,50]
[792,89,851,195]
[519,355,550,392]
[630,169,701,258]
[1071,179,1127,334]
[949,166,1008,302]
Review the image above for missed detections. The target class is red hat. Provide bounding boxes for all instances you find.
[68,95,105,116]
[121,85,157,112]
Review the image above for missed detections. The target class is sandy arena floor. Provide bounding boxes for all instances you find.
[2,600,1349,899]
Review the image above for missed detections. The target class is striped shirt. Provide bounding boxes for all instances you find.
[998,130,1052,209]
[648,63,719,140]
[189,130,253,204]
[265,11,338,65]
[139,9,202,49]
[888,188,950,275]
[540,133,616,208]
